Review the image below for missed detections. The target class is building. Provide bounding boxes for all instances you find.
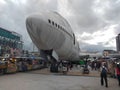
[102,49,119,59]
[0,27,23,57]
[80,51,102,61]
[116,34,120,53]
[103,50,117,56]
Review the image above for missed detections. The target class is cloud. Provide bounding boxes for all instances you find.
[58,0,107,34]
[103,0,120,23]
[58,0,119,51]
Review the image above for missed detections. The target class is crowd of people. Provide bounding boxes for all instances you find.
[100,62,120,88]
[60,59,120,88]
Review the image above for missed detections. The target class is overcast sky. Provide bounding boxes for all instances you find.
[0,0,120,52]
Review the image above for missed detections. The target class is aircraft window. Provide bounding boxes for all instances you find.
[55,23,57,27]
[48,19,51,23]
[59,26,61,29]
[62,27,64,30]
[52,21,54,25]
[60,26,61,29]
[73,34,75,45]
[61,27,63,30]
[58,25,60,28]
[60,26,62,30]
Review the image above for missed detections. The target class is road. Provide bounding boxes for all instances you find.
[0,71,119,90]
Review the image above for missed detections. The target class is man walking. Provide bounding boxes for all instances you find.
[100,65,108,88]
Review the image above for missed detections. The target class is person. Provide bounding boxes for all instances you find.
[100,65,108,87]
[62,63,67,74]
[69,63,73,70]
[116,63,120,86]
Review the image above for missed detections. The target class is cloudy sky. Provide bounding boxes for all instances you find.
[0,0,120,52]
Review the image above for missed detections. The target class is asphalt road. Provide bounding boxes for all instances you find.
[0,72,119,90]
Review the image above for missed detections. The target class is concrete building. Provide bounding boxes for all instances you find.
[103,50,117,55]
[116,34,120,53]
[102,49,120,59]
[0,27,23,57]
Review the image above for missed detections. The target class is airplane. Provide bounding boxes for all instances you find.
[26,11,80,72]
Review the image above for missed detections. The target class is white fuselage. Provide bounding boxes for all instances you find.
[26,11,80,61]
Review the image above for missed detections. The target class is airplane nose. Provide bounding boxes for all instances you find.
[26,14,45,39]
[26,15,43,34]
[26,14,49,50]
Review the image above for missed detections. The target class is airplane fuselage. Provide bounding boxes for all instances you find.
[26,11,80,61]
